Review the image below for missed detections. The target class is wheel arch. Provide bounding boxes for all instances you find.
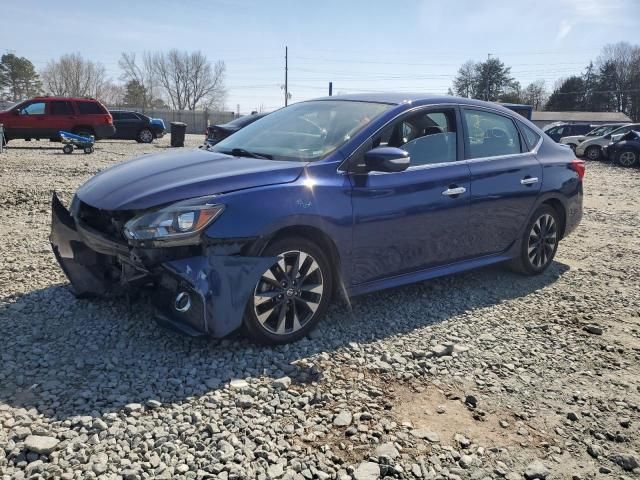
[246,224,344,297]
[541,197,567,239]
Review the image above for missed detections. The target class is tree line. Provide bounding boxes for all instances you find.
[0,51,226,111]
[450,42,640,121]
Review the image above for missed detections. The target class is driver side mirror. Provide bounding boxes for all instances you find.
[13,109,20,116]
[363,147,410,173]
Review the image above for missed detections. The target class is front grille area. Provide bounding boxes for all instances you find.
[76,201,135,243]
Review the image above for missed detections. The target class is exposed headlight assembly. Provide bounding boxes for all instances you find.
[124,196,224,246]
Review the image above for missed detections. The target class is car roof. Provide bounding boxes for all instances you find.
[310,92,509,109]
[31,96,102,102]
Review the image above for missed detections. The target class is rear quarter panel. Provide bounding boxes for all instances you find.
[536,140,583,237]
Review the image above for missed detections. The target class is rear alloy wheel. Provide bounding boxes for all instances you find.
[510,205,560,275]
[585,145,601,161]
[617,149,638,168]
[137,128,154,143]
[244,237,333,344]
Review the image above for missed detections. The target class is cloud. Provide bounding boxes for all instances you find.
[556,20,573,41]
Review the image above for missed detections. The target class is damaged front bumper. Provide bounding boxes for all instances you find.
[50,193,276,337]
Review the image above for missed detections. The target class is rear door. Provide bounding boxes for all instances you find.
[350,106,471,285]
[48,100,76,137]
[462,107,542,257]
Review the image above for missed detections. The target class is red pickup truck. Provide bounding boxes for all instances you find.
[0,96,115,144]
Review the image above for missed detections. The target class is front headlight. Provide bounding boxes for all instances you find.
[124,196,224,246]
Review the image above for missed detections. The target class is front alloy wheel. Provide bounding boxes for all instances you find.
[585,146,601,161]
[138,128,154,143]
[244,237,333,344]
[617,150,638,168]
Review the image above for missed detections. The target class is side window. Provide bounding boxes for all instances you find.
[375,110,457,167]
[50,101,74,115]
[463,109,521,159]
[110,112,121,120]
[77,101,105,114]
[519,123,541,151]
[122,112,139,120]
[20,102,46,115]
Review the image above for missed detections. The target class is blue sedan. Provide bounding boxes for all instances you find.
[50,94,584,344]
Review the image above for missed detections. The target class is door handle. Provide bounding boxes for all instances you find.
[520,176,539,185]
[442,186,466,197]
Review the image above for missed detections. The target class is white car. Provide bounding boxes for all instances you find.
[576,123,640,160]
[560,124,625,152]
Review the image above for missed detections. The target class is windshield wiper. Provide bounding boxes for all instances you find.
[221,148,273,160]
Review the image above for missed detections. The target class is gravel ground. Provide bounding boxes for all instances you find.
[1,136,639,480]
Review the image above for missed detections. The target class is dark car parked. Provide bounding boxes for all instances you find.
[110,110,166,143]
[204,112,268,146]
[543,123,595,142]
[51,94,584,345]
[604,130,640,167]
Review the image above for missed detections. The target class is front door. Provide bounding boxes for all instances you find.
[461,107,542,257]
[350,107,471,285]
[12,101,48,139]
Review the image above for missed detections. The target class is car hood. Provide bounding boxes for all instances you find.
[76,148,305,211]
[561,135,586,143]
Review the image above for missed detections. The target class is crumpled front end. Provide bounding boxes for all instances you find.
[49,193,276,337]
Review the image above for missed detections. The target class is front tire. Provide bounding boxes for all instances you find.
[510,205,560,275]
[62,144,74,154]
[137,128,154,143]
[585,145,601,161]
[616,149,638,168]
[243,236,333,344]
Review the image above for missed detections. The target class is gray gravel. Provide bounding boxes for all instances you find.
[1,136,640,479]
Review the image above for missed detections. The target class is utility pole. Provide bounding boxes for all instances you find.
[284,46,288,107]
[486,53,492,101]
[329,82,333,96]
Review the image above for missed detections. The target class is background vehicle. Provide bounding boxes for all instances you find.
[0,96,115,142]
[559,123,626,151]
[544,123,594,142]
[51,94,583,345]
[576,123,640,160]
[204,112,268,146]
[110,110,165,143]
[605,130,640,167]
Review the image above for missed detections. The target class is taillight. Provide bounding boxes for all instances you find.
[570,159,585,181]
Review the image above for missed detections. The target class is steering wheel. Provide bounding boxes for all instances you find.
[486,127,507,139]
[301,117,327,139]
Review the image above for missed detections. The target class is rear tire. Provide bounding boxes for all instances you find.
[616,149,638,168]
[585,145,601,161]
[83,146,94,154]
[243,236,333,344]
[63,144,74,154]
[509,205,560,275]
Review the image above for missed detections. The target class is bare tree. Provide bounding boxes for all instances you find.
[523,80,548,110]
[118,52,156,108]
[97,82,125,106]
[452,60,477,98]
[150,50,226,110]
[597,42,639,113]
[41,53,108,98]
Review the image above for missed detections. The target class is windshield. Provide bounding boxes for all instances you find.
[587,126,612,136]
[211,100,392,161]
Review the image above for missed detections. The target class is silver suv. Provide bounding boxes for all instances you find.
[576,123,640,160]
[560,123,625,152]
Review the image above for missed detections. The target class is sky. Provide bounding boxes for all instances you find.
[2,0,639,113]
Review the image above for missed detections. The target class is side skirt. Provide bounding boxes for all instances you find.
[349,253,512,297]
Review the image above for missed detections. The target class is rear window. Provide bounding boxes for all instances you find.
[50,101,74,115]
[77,101,106,114]
[520,123,541,150]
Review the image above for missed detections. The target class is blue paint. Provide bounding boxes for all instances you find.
[52,94,584,337]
